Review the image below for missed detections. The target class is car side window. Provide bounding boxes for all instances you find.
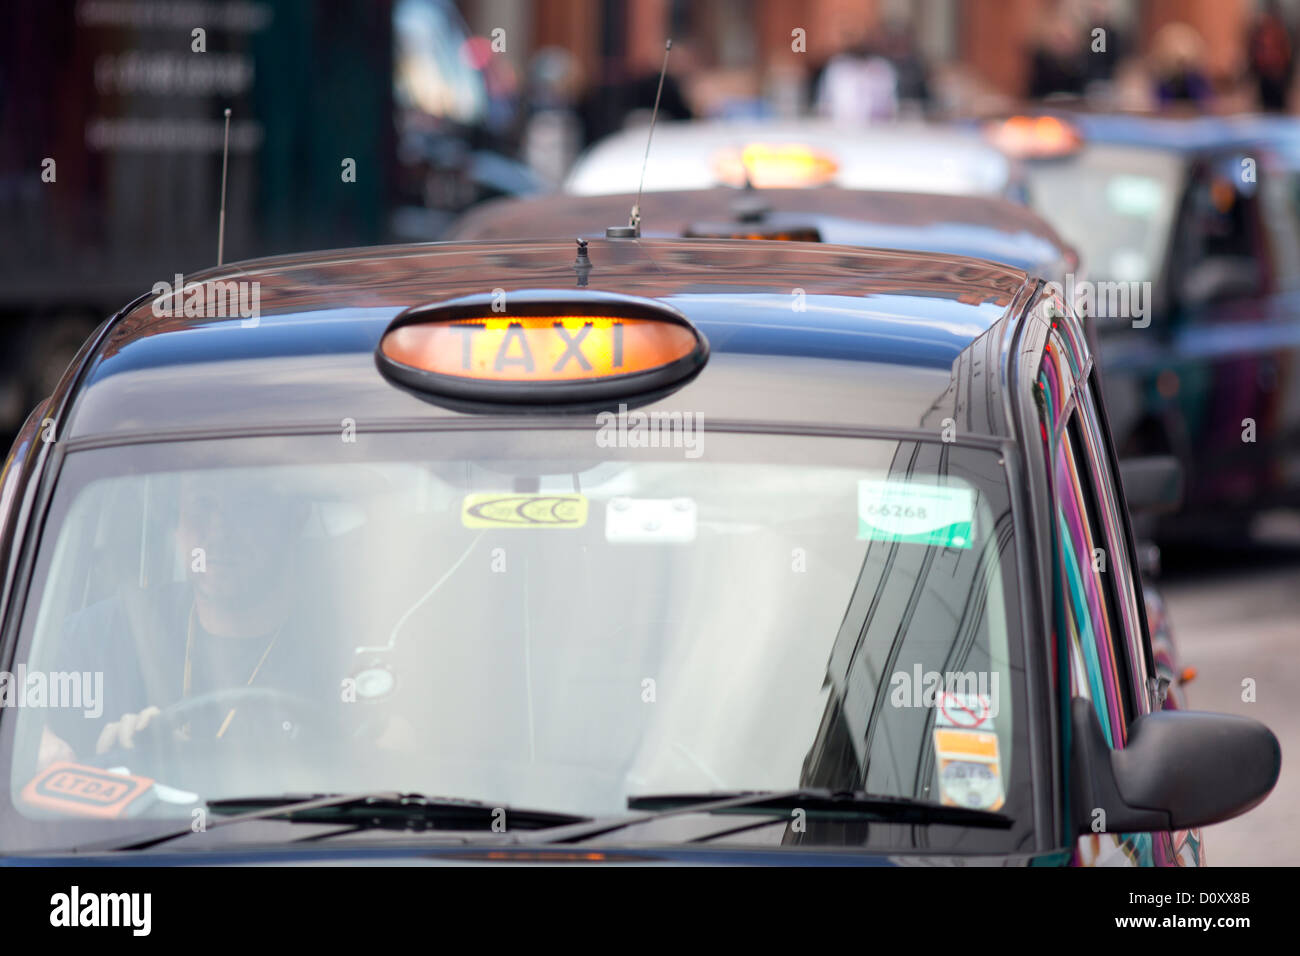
[1073,376,1154,713]
[1259,160,1300,292]
[1036,319,1138,748]
[1052,413,1134,748]
[1037,310,1164,868]
[1173,156,1265,308]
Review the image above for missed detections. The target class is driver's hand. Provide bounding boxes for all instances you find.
[38,725,76,770]
[95,706,162,754]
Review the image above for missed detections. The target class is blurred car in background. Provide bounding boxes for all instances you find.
[448,186,1069,273]
[0,0,540,438]
[563,119,1028,201]
[986,112,1300,546]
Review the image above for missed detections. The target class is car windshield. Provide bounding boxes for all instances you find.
[1025,144,1182,284]
[5,428,1029,853]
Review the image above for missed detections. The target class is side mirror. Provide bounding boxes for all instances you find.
[1070,697,1280,834]
[1119,455,1183,516]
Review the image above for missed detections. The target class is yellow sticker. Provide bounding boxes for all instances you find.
[933,728,1005,812]
[461,493,588,529]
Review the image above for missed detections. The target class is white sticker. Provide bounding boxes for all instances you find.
[151,782,201,805]
[858,480,975,548]
[605,497,697,543]
[110,766,198,805]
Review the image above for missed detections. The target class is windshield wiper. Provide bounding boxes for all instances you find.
[94,791,591,852]
[89,788,1007,853]
[629,790,1013,825]
[527,788,1011,846]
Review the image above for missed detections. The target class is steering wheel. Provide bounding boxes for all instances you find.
[115,687,336,789]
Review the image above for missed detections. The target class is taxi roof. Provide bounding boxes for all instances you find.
[1016,110,1275,154]
[64,239,1035,444]
[447,188,1075,276]
[564,119,1019,198]
[1065,112,1300,175]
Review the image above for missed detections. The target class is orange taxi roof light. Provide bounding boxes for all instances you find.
[375,291,709,407]
[985,115,1082,159]
[712,143,839,188]
[382,315,696,382]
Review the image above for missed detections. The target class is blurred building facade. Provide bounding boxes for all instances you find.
[457,0,1300,116]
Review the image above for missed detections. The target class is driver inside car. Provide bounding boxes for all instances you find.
[39,471,353,769]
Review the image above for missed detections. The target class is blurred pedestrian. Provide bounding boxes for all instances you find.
[1081,0,1131,92]
[1246,0,1295,112]
[1151,23,1213,110]
[521,47,584,189]
[815,40,899,123]
[880,20,932,115]
[1027,6,1086,99]
[576,43,693,149]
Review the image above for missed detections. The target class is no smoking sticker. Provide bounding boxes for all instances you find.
[936,691,995,729]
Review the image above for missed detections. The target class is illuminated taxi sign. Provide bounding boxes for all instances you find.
[376,291,708,406]
[712,143,839,188]
[984,115,1082,159]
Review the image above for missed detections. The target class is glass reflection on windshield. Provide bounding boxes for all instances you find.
[8,431,1026,851]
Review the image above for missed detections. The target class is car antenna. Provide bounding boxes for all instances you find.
[732,163,769,222]
[217,107,231,266]
[607,39,671,238]
[574,237,591,286]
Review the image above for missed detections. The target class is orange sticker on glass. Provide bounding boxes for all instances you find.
[933,728,1005,812]
[20,762,154,818]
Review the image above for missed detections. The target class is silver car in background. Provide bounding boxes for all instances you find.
[563,119,1027,201]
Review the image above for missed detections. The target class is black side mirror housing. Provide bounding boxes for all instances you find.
[1119,455,1184,516]
[1070,697,1280,834]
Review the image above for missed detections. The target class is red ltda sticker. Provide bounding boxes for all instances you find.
[20,762,154,818]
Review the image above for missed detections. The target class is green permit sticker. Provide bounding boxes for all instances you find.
[857,480,975,548]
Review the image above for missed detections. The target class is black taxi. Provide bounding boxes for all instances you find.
[446,186,1077,279]
[0,238,1278,865]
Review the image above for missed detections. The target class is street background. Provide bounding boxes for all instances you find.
[1163,515,1300,865]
